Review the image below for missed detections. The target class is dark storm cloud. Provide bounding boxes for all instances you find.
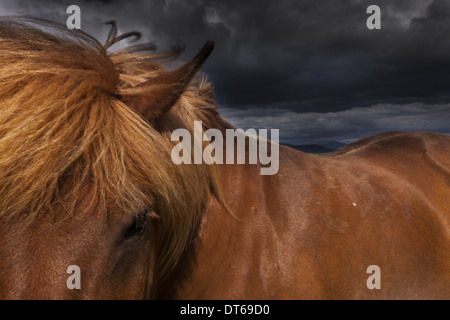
[1,0,450,143]
[4,0,450,109]
[199,0,450,112]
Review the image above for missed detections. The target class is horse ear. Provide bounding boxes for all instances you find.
[121,41,214,122]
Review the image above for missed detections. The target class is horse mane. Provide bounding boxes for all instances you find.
[0,17,227,282]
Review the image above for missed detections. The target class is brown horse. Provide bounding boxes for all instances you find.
[0,17,448,300]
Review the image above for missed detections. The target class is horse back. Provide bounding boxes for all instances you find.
[276,131,450,299]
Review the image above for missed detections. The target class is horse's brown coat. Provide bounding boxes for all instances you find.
[160,131,450,299]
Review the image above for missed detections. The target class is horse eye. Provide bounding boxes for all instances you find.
[122,208,154,243]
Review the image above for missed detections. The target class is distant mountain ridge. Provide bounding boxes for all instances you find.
[323,141,347,150]
[283,141,347,154]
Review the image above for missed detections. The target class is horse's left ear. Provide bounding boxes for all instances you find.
[121,41,214,122]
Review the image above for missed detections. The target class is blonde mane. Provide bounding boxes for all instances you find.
[0,17,226,281]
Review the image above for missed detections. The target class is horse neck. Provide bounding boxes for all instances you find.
[156,139,268,298]
[156,111,286,298]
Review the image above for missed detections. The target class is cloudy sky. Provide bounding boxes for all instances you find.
[2,0,450,144]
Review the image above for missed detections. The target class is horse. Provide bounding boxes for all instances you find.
[0,17,448,300]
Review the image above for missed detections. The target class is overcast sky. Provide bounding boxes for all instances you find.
[1,0,450,144]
